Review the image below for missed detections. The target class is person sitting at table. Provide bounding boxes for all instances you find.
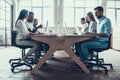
[26,12,49,54]
[15,9,41,64]
[78,6,112,64]
[75,17,88,56]
[86,11,97,33]
[25,12,42,33]
[75,14,97,56]
[33,19,38,28]
[80,17,89,34]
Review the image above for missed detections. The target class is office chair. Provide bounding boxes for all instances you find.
[88,34,113,74]
[9,30,34,72]
[74,41,104,63]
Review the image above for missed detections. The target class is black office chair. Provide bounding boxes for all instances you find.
[74,40,104,63]
[9,30,33,72]
[88,34,113,74]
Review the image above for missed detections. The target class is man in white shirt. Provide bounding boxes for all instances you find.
[25,11,43,63]
[25,12,42,33]
[26,11,49,56]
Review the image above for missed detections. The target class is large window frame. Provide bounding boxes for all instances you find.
[63,0,102,27]
[18,0,119,33]
[20,0,54,27]
[0,0,12,46]
[106,0,120,50]
[106,0,120,28]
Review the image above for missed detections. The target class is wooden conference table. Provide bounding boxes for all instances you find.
[30,34,91,74]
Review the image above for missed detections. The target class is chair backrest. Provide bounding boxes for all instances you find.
[108,33,112,49]
[11,30,17,46]
[110,28,113,49]
[11,30,33,48]
[105,27,113,49]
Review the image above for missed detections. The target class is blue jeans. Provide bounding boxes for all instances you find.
[78,41,109,62]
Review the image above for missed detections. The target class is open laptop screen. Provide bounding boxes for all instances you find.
[75,26,82,35]
[45,20,49,33]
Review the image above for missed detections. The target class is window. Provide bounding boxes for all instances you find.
[107,0,120,28]
[75,8,85,26]
[116,1,120,8]
[32,8,42,23]
[0,0,12,46]
[63,0,101,27]
[64,0,74,7]
[21,0,32,7]
[75,0,85,7]
[106,9,115,28]
[64,8,74,27]
[20,0,54,27]
[106,0,120,49]
[116,10,120,28]
[86,0,98,8]
[107,1,115,8]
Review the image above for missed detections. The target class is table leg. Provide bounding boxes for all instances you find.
[65,48,90,74]
[31,48,55,74]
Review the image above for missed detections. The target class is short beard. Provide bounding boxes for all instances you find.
[97,16,101,19]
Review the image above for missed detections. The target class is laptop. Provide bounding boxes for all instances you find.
[75,26,82,35]
[45,20,49,33]
[64,22,68,35]
[63,22,75,36]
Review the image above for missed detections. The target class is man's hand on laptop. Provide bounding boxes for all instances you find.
[37,24,43,28]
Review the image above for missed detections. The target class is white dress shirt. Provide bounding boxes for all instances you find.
[16,19,29,40]
[88,21,97,33]
[25,21,34,31]
[81,23,88,33]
